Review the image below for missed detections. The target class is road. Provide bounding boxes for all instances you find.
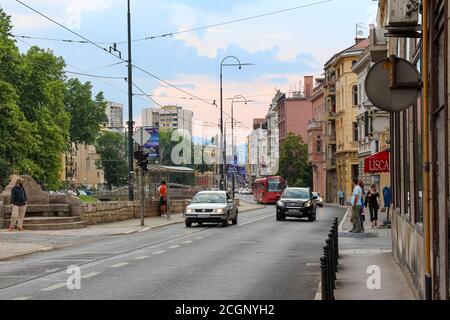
[0,202,346,300]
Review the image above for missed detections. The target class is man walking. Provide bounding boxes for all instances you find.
[350,178,363,233]
[9,178,27,232]
[158,181,168,220]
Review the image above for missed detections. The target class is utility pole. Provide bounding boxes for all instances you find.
[127,0,134,201]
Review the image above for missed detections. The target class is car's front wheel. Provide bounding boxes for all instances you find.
[308,210,317,222]
[222,215,229,227]
[232,212,238,225]
[276,209,286,221]
[185,221,192,227]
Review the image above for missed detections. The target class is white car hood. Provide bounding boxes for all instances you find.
[187,203,227,210]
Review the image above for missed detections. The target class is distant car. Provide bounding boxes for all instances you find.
[77,190,87,196]
[313,192,324,207]
[241,188,251,195]
[237,188,243,194]
[276,188,317,222]
[184,191,238,228]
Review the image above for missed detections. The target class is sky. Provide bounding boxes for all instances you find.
[2,0,378,142]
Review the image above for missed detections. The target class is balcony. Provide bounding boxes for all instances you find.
[326,158,336,170]
[369,24,388,62]
[323,84,336,97]
[307,121,322,131]
[324,134,336,146]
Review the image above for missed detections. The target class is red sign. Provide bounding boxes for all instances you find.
[364,150,390,173]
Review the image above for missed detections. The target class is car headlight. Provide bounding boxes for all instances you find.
[214,208,225,214]
[305,202,312,207]
[277,200,285,207]
[186,209,193,214]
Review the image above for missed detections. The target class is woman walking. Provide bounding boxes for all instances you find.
[365,184,380,228]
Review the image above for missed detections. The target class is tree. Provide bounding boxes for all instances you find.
[95,131,128,190]
[65,78,108,147]
[278,133,312,187]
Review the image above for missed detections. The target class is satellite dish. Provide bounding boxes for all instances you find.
[365,56,421,112]
[372,116,390,133]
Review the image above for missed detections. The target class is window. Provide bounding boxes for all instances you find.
[353,122,359,142]
[352,85,358,106]
[352,165,359,180]
[316,138,322,153]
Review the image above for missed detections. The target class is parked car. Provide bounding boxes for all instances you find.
[276,188,317,222]
[241,188,251,195]
[313,192,324,207]
[184,191,238,227]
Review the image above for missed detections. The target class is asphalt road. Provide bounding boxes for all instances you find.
[0,204,346,300]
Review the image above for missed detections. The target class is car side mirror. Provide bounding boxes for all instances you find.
[313,196,318,200]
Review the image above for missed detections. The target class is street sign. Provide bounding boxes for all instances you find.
[365,56,421,112]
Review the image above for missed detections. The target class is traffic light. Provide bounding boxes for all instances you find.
[134,149,149,173]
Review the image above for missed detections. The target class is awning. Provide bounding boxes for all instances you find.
[364,150,390,173]
[147,165,195,174]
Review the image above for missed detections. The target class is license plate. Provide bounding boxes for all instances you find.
[288,209,299,214]
[198,214,210,218]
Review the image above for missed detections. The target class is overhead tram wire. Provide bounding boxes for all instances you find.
[15,0,250,129]
[119,0,334,43]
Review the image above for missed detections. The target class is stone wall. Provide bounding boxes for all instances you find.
[84,200,190,225]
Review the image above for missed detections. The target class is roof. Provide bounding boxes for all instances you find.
[148,165,195,174]
[324,39,370,68]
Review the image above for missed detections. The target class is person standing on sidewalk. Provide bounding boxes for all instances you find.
[338,190,345,206]
[365,184,380,228]
[359,180,366,232]
[350,178,363,233]
[9,178,27,232]
[158,181,168,220]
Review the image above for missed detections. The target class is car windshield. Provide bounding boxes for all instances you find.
[192,193,226,204]
[283,189,310,199]
[268,179,283,192]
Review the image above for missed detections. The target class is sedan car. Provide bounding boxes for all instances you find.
[184,191,238,227]
[313,192,324,207]
[276,188,317,222]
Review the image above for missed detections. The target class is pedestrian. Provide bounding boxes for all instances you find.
[365,184,380,228]
[9,178,27,232]
[338,190,345,206]
[383,186,392,217]
[359,180,366,232]
[350,178,363,233]
[158,181,168,220]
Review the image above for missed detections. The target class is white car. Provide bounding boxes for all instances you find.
[313,192,324,207]
[184,191,238,227]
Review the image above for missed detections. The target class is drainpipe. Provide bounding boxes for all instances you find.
[422,0,432,300]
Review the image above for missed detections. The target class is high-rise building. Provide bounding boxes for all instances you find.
[142,105,193,136]
[105,102,123,130]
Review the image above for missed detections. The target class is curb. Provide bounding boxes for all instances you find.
[314,281,322,300]
[0,246,53,262]
[338,208,351,232]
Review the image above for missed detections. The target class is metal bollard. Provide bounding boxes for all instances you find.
[320,256,328,300]
[323,244,332,300]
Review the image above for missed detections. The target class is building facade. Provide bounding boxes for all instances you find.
[375,0,449,300]
[142,105,194,136]
[308,79,326,197]
[327,39,369,203]
[105,102,123,129]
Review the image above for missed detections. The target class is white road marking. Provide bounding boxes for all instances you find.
[238,214,273,226]
[169,245,180,249]
[82,272,101,279]
[41,283,66,292]
[194,237,204,240]
[152,250,166,255]
[182,241,193,244]
[110,262,129,268]
[134,256,149,260]
[11,297,32,300]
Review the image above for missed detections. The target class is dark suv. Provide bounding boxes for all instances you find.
[276,188,317,222]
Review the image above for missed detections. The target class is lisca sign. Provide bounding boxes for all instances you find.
[364,150,390,174]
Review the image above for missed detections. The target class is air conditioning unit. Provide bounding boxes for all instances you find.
[387,0,419,27]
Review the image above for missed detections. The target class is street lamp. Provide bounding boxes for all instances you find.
[219,56,252,191]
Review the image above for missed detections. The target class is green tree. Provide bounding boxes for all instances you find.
[278,133,312,187]
[95,131,128,190]
[65,78,108,146]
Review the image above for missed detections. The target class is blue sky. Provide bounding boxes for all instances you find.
[3,0,378,138]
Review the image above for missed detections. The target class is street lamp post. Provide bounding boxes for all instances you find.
[127,0,135,201]
[219,56,252,191]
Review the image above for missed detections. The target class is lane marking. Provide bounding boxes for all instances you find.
[194,237,204,240]
[82,272,101,279]
[11,297,32,300]
[182,241,193,244]
[110,262,129,268]
[169,245,180,249]
[152,250,166,255]
[238,214,273,226]
[41,283,66,292]
[133,256,149,260]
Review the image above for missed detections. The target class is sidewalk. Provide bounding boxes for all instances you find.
[0,200,264,261]
[327,207,417,300]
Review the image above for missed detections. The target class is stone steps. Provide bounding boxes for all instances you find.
[5,216,86,230]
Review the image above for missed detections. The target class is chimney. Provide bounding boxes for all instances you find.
[304,76,314,98]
